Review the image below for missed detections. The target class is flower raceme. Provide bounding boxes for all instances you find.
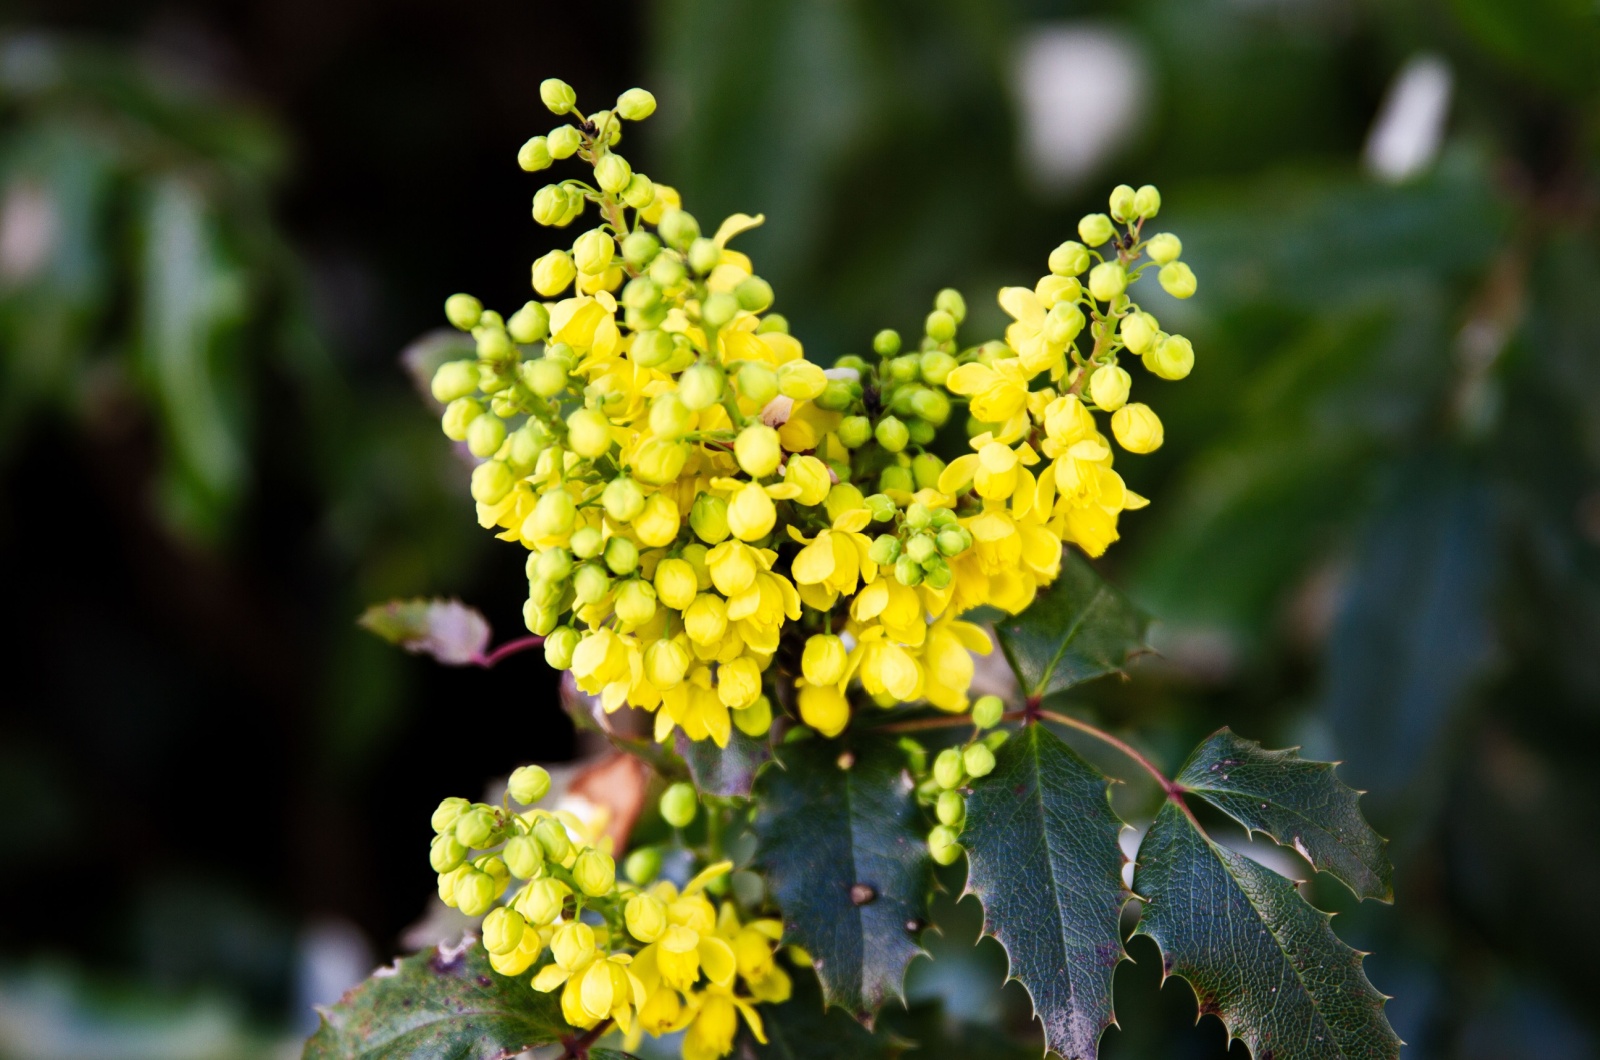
[431,81,1199,753]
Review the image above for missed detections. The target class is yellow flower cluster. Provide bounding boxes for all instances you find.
[431,79,1199,745]
[429,765,788,1060]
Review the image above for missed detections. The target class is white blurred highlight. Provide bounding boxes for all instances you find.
[1013,25,1150,192]
[1363,54,1453,183]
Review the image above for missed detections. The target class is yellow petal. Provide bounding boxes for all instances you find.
[698,935,737,987]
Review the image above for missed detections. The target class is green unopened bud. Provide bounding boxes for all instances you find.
[600,477,645,523]
[622,277,661,312]
[625,180,656,215]
[972,694,1004,729]
[701,291,739,330]
[467,413,507,459]
[735,424,782,478]
[532,185,568,227]
[534,817,574,863]
[605,535,640,576]
[1159,261,1197,299]
[1049,241,1090,277]
[614,578,655,625]
[737,362,780,406]
[1134,184,1161,218]
[679,364,724,410]
[520,878,570,926]
[616,87,657,121]
[566,408,612,458]
[660,782,698,828]
[432,360,480,404]
[736,276,774,312]
[532,489,578,538]
[430,833,467,873]
[504,834,545,879]
[518,136,552,172]
[540,78,577,114]
[873,329,902,356]
[878,465,914,494]
[758,314,788,334]
[1146,334,1194,380]
[471,459,515,505]
[815,379,858,412]
[911,453,945,491]
[1108,183,1137,223]
[432,797,471,834]
[544,626,580,669]
[888,355,920,383]
[649,254,687,289]
[869,534,900,565]
[634,437,688,484]
[595,153,632,194]
[837,415,872,448]
[923,561,952,589]
[690,493,731,544]
[963,742,996,778]
[622,231,661,269]
[1088,261,1128,302]
[445,293,483,330]
[919,350,956,386]
[532,247,576,295]
[1044,303,1086,346]
[658,208,700,250]
[936,527,970,556]
[734,694,773,737]
[777,359,827,400]
[454,870,498,916]
[936,789,966,827]
[906,534,938,565]
[933,747,965,789]
[508,764,552,805]
[1146,232,1182,265]
[924,309,956,342]
[455,808,497,848]
[506,302,549,345]
[632,329,675,369]
[687,237,722,275]
[910,388,950,425]
[928,825,962,865]
[624,846,663,886]
[624,892,668,942]
[1078,213,1115,246]
[574,230,616,276]
[1119,311,1158,354]
[894,554,923,586]
[875,416,909,453]
[934,288,967,324]
[864,493,897,523]
[1089,364,1131,411]
[573,563,611,605]
[568,528,601,561]
[482,906,527,955]
[521,358,566,399]
[572,848,616,897]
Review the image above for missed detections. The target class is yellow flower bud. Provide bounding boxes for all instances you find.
[508,764,552,804]
[532,249,576,296]
[594,153,632,195]
[523,357,568,397]
[508,301,550,343]
[518,877,570,926]
[441,397,481,441]
[616,87,657,120]
[532,184,569,225]
[430,833,466,873]
[504,834,545,879]
[482,907,527,955]
[1145,334,1194,380]
[625,892,668,942]
[573,230,616,275]
[654,558,699,610]
[777,359,827,401]
[572,848,616,897]
[824,482,866,524]
[1089,365,1131,411]
[1043,302,1085,345]
[1159,261,1197,299]
[615,579,658,627]
[735,424,782,478]
[601,476,646,522]
[622,173,656,209]
[1119,311,1158,354]
[1146,232,1182,265]
[470,460,514,505]
[933,747,965,789]
[566,408,612,458]
[431,359,479,403]
[798,683,849,738]
[726,482,776,540]
[679,363,724,410]
[964,742,996,778]
[544,626,580,669]
[660,782,698,827]
[734,694,773,737]
[456,870,499,916]
[455,807,497,847]
[634,437,688,485]
[718,655,763,709]
[645,637,690,687]
[1078,213,1114,246]
[802,634,848,686]
[466,412,507,458]
[1088,261,1127,302]
[1108,183,1137,223]
[445,293,483,330]
[1134,184,1161,218]
[1111,402,1164,453]
[928,825,962,865]
[432,797,470,833]
[547,125,581,160]
[1048,240,1090,276]
[683,594,728,644]
[784,454,832,506]
[518,136,552,172]
[634,492,681,547]
[532,489,577,538]
[540,78,577,115]
[1034,274,1081,309]
[551,921,597,971]
[690,494,730,544]
[648,392,693,440]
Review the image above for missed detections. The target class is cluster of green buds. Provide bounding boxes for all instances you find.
[908,695,1008,864]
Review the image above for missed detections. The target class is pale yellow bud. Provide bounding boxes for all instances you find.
[802,634,849,686]
[1088,261,1127,302]
[1088,365,1131,411]
[653,558,699,610]
[625,893,668,942]
[798,683,849,738]
[1146,232,1182,265]
[532,250,576,297]
[1111,402,1164,453]
[734,424,782,478]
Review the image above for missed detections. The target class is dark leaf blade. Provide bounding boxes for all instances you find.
[1133,803,1402,1060]
[1177,729,1393,902]
[753,733,930,1016]
[963,724,1128,1060]
[677,724,772,797]
[996,551,1151,701]
[303,938,565,1059]
[748,964,898,1058]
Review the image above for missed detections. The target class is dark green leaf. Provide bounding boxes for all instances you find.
[962,724,1128,1060]
[358,598,490,666]
[303,938,565,1060]
[754,733,930,1017]
[677,724,771,797]
[1133,802,1401,1060]
[995,550,1151,702]
[748,963,897,1058]
[1177,729,1392,902]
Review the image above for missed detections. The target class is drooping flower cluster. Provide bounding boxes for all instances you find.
[430,78,1199,746]
[430,766,788,1060]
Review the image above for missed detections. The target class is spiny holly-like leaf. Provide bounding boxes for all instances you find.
[747,964,898,1058]
[677,724,772,797]
[996,551,1151,702]
[963,724,1129,1060]
[358,598,490,666]
[1177,729,1393,901]
[302,937,565,1059]
[754,732,930,1018]
[1133,802,1402,1060]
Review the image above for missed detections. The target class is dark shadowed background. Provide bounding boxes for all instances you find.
[1,0,1597,1057]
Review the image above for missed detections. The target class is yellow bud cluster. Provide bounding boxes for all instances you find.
[432,82,1198,751]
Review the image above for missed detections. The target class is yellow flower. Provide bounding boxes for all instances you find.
[797,682,849,736]
[997,285,1066,374]
[787,507,876,609]
[945,357,1031,432]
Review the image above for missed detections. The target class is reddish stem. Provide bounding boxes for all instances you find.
[1036,708,1185,799]
[473,635,545,669]
[561,1019,614,1059]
